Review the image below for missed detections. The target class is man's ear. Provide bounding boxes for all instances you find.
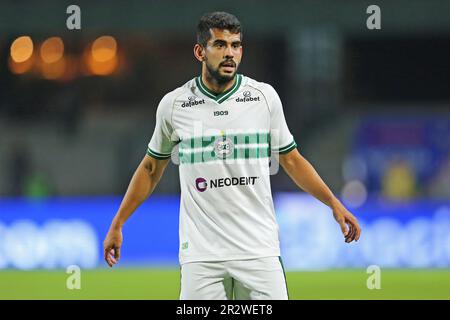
[193,44,205,62]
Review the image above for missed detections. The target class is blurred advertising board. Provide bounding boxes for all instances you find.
[0,194,449,270]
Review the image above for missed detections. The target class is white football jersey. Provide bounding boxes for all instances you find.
[147,74,296,265]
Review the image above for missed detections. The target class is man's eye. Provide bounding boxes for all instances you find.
[233,44,240,49]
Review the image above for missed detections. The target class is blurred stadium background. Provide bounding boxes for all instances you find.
[1,0,450,299]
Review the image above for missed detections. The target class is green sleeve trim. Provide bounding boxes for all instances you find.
[276,141,297,154]
[147,148,172,160]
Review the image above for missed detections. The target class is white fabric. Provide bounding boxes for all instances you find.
[147,75,296,265]
[180,257,288,300]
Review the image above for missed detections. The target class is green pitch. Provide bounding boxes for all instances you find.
[1,269,449,300]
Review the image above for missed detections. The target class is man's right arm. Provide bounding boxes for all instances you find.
[103,154,170,267]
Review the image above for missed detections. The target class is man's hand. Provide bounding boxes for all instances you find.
[102,155,169,268]
[279,150,361,243]
[103,225,123,267]
[331,199,361,243]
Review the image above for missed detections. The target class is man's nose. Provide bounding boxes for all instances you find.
[224,45,234,58]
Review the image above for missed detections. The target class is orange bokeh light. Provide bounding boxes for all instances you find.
[86,53,118,76]
[91,36,117,62]
[40,37,64,64]
[40,57,66,80]
[10,36,34,63]
[84,36,119,76]
[8,55,34,74]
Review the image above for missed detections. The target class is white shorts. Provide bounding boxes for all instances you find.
[179,256,289,300]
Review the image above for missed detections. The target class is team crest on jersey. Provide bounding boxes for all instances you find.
[214,137,234,159]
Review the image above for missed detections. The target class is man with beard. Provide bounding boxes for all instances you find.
[103,11,361,300]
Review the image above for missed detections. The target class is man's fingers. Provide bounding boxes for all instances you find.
[338,219,348,237]
[347,222,356,242]
[104,246,118,267]
[104,246,112,263]
[105,252,113,267]
[114,247,121,261]
[346,219,361,243]
[351,219,361,241]
[345,224,353,243]
[106,256,113,267]
[107,256,116,267]
[109,249,117,264]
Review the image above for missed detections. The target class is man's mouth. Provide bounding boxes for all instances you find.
[220,62,236,72]
[220,61,235,68]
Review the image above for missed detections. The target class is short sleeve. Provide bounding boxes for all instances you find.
[147,94,178,159]
[265,84,297,154]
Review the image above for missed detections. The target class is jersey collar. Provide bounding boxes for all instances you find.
[196,74,242,104]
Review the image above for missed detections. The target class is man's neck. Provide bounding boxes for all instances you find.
[201,70,236,95]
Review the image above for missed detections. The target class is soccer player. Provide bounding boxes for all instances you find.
[103,11,361,300]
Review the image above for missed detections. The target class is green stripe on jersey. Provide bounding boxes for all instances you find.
[179,132,270,164]
[179,132,270,150]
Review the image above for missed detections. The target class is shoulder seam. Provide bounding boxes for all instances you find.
[246,82,271,116]
[170,88,188,140]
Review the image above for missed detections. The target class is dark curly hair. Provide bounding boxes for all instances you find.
[196,11,242,47]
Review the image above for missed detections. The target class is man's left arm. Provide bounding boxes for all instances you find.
[278,148,361,243]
